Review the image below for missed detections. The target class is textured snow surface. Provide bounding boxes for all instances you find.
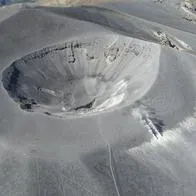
[0,0,196,196]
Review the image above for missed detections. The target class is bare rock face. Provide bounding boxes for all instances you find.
[2,34,161,118]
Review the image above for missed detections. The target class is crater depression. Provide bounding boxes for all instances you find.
[2,34,161,118]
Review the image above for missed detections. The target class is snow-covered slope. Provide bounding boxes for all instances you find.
[0,1,196,196]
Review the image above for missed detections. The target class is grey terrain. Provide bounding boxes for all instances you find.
[0,0,196,195]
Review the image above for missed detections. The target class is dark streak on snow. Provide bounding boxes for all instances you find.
[74,99,95,111]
